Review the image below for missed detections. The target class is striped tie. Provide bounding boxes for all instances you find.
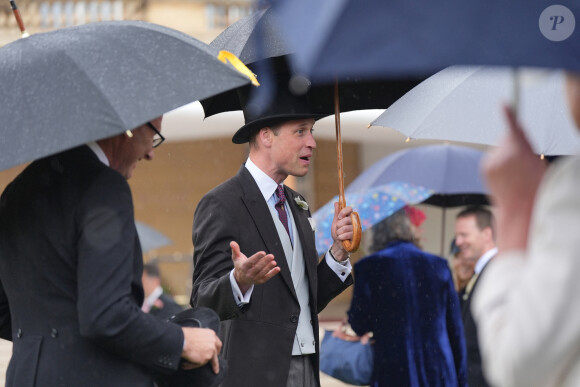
[275,185,290,237]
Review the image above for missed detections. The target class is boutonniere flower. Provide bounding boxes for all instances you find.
[294,196,309,210]
[308,217,317,232]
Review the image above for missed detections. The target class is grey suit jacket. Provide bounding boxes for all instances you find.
[0,146,184,387]
[191,165,352,387]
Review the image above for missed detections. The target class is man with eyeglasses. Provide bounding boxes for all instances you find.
[0,117,222,386]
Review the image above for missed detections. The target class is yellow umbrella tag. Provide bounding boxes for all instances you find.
[217,50,260,87]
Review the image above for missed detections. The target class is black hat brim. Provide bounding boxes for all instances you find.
[232,113,328,144]
[159,307,226,387]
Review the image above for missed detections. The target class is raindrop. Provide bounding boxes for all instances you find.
[288,74,311,95]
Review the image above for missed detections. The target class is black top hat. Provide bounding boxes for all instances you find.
[157,307,227,387]
[232,62,328,144]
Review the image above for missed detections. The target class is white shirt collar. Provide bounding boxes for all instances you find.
[245,157,281,201]
[475,247,498,274]
[86,142,109,166]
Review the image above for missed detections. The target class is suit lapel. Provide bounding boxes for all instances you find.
[236,167,296,296]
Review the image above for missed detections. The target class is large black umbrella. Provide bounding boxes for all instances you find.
[0,20,256,171]
[200,7,422,117]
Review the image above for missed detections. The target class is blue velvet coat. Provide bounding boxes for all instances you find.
[348,241,467,387]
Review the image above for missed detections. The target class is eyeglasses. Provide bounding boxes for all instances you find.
[147,121,165,148]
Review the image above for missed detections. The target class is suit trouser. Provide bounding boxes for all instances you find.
[286,354,316,387]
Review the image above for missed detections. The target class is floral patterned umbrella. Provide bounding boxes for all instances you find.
[312,182,433,255]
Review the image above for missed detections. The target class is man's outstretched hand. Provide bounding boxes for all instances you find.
[231,241,280,294]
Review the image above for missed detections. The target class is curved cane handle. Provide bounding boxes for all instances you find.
[341,211,361,252]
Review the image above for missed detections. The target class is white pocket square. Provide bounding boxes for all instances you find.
[308,217,317,232]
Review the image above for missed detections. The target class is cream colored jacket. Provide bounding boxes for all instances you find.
[473,156,580,387]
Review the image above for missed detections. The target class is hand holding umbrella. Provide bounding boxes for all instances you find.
[313,182,434,255]
[333,81,362,252]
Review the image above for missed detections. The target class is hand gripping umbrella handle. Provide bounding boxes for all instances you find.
[335,80,361,253]
[342,209,362,252]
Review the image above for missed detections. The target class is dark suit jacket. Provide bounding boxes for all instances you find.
[0,146,184,387]
[462,260,493,387]
[191,165,352,387]
[348,241,467,387]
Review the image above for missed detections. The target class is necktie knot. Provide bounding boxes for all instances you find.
[276,185,286,205]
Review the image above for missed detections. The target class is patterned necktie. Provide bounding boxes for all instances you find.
[275,185,290,237]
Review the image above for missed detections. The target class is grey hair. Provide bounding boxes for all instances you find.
[370,209,417,253]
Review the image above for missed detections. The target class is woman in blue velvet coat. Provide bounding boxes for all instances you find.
[348,207,467,387]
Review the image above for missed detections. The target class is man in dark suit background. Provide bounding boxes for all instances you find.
[454,206,497,387]
[0,117,221,386]
[191,89,355,387]
[142,262,184,320]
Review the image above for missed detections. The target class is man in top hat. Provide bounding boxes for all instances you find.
[190,84,355,387]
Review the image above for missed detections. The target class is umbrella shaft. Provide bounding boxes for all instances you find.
[10,0,29,37]
[334,80,346,209]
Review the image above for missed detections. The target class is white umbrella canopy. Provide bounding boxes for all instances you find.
[370,66,580,156]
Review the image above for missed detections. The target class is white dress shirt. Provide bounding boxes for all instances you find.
[475,247,497,275]
[87,141,109,166]
[230,158,352,305]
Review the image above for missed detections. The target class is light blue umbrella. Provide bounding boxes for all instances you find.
[346,144,489,207]
[313,182,433,255]
[344,144,490,254]
[135,221,172,253]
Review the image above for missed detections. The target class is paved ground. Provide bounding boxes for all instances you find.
[0,302,364,386]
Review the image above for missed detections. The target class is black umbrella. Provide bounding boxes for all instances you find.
[201,7,423,118]
[200,8,425,252]
[0,20,256,171]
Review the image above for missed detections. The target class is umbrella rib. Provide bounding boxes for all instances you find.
[63,50,128,132]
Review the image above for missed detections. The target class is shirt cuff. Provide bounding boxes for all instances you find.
[229,269,253,306]
[325,252,352,282]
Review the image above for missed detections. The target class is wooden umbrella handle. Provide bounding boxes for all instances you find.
[334,81,361,252]
[342,211,361,252]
